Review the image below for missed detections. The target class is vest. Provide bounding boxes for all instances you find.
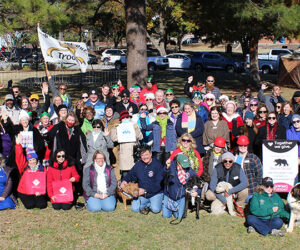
[216,163,241,187]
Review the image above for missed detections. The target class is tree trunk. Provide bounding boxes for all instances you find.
[125,0,148,88]
[249,37,261,86]
[89,30,94,50]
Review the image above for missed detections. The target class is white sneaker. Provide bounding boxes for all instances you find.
[270,229,284,237]
[247,226,256,234]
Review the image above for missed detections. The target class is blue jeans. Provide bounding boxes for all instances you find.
[131,193,163,213]
[162,195,185,219]
[86,196,116,212]
[247,215,283,236]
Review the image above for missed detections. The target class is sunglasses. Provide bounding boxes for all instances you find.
[223,160,233,164]
[57,155,65,159]
[158,112,168,115]
[171,106,179,109]
[206,98,214,101]
[265,185,274,188]
[166,93,173,96]
[13,91,19,94]
[112,88,119,91]
[292,120,300,124]
[182,139,191,143]
[268,117,276,120]
[93,125,101,129]
[140,108,147,111]
[82,96,89,99]
[206,80,214,83]
[59,88,67,90]
[145,99,153,101]
[30,99,38,102]
[258,110,267,114]
[250,104,258,107]
[276,106,281,108]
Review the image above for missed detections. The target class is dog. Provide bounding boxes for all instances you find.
[212,181,235,216]
[117,183,139,211]
[274,159,288,167]
[286,183,300,233]
[183,175,206,219]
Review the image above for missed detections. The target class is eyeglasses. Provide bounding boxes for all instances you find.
[258,110,267,114]
[206,98,214,101]
[166,93,173,96]
[276,105,281,109]
[292,120,300,124]
[57,154,65,159]
[171,106,179,109]
[13,91,19,94]
[59,88,67,90]
[112,88,118,91]
[268,117,276,120]
[206,80,214,83]
[93,125,101,129]
[30,99,38,102]
[250,104,258,107]
[82,96,88,99]
[223,160,233,164]
[265,185,273,189]
[158,112,168,115]
[182,139,191,143]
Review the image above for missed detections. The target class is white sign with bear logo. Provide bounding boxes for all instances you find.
[263,140,298,192]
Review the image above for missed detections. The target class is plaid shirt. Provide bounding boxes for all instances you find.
[237,153,263,195]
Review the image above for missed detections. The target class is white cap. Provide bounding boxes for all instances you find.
[205,93,215,100]
[19,110,30,120]
[219,95,229,101]
[145,93,155,100]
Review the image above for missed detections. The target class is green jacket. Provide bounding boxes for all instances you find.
[81,118,94,135]
[250,191,290,220]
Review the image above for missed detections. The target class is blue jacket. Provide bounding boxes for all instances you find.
[278,114,293,130]
[195,105,209,124]
[85,99,106,119]
[286,126,300,157]
[175,113,205,155]
[123,158,164,198]
[164,161,196,201]
[140,118,177,152]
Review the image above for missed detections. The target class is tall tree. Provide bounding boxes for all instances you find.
[125,0,148,87]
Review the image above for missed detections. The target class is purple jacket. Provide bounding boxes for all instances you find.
[0,126,12,159]
[286,126,300,157]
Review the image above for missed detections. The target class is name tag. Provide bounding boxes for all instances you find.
[233,176,239,180]
[244,160,250,163]
[213,127,217,129]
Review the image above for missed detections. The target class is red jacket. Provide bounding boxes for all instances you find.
[169,148,203,176]
[47,160,80,203]
[15,144,46,194]
[34,123,54,160]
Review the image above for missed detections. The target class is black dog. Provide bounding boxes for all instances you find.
[183,175,206,220]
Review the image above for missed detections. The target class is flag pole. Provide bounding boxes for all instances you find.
[37,23,50,80]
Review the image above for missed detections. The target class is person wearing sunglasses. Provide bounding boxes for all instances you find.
[246,177,289,237]
[115,89,139,115]
[81,92,89,103]
[244,98,259,119]
[167,133,203,177]
[140,105,177,165]
[204,75,221,100]
[237,97,251,119]
[129,85,141,106]
[168,99,181,129]
[234,135,262,197]
[10,85,21,109]
[258,83,285,112]
[85,119,113,168]
[206,152,249,213]
[176,102,205,156]
[80,106,96,135]
[239,87,253,105]
[278,102,294,130]
[47,149,80,210]
[204,93,216,111]
[256,112,286,159]
[165,89,175,109]
[192,91,209,124]
[286,114,300,160]
[254,104,268,128]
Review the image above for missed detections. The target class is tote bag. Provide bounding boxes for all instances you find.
[52,180,74,203]
[25,171,46,195]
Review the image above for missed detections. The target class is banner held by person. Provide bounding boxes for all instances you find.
[38,26,88,72]
[263,140,298,192]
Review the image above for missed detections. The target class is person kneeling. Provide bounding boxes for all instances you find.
[47,149,80,210]
[120,145,164,214]
[83,151,117,212]
[206,152,248,215]
[246,177,289,237]
[163,154,199,219]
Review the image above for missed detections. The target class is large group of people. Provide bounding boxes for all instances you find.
[0,72,299,237]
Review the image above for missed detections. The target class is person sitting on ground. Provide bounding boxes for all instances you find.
[120,145,164,214]
[163,154,199,219]
[206,152,248,213]
[83,151,117,213]
[167,133,203,177]
[15,134,47,209]
[47,149,80,210]
[258,83,285,112]
[139,76,158,104]
[246,177,289,237]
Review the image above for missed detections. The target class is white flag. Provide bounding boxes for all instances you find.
[38,27,88,72]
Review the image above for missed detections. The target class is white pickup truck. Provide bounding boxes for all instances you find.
[258,48,293,61]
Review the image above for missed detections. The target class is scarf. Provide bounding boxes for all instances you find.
[137,114,151,137]
[177,165,186,185]
[182,111,196,133]
[94,162,107,195]
[92,131,100,143]
[60,94,69,106]
[156,115,169,139]
[267,122,278,140]
[179,145,199,173]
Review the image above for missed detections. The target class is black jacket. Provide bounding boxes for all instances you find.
[115,101,138,115]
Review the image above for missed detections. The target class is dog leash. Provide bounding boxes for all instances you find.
[233,198,245,217]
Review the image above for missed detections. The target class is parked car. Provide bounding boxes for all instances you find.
[246,48,293,64]
[191,52,246,73]
[101,49,126,65]
[88,53,98,64]
[259,53,286,74]
[166,53,191,69]
[182,38,199,45]
[115,50,169,71]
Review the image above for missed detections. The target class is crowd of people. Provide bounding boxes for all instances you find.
[0,71,299,237]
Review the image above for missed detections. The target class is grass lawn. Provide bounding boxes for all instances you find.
[1,197,299,249]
